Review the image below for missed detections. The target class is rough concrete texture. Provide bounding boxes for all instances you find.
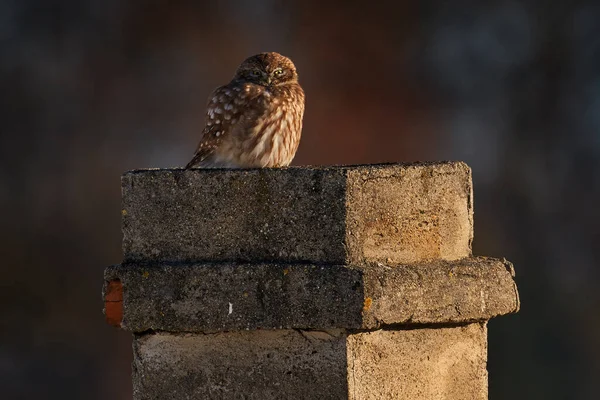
[132,329,349,400]
[344,163,473,265]
[347,323,488,400]
[360,257,519,328]
[103,257,518,332]
[132,324,487,400]
[121,162,472,265]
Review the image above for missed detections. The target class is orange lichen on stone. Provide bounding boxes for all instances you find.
[363,297,373,311]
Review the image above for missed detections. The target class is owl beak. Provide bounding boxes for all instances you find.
[265,76,272,86]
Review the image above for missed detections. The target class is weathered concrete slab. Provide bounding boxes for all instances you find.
[132,324,487,400]
[121,162,473,265]
[103,257,519,332]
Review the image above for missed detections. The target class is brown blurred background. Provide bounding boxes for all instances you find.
[1,0,599,399]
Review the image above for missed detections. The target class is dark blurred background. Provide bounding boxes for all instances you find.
[1,0,599,399]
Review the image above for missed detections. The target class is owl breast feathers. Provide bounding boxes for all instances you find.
[186,52,305,168]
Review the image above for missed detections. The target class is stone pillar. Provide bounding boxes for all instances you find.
[103,162,519,400]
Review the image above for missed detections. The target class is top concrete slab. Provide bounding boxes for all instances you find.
[121,162,473,265]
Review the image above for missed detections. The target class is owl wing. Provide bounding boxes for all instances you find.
[185,124,222,168]
[186,83,267,168]
[186,86,232,168]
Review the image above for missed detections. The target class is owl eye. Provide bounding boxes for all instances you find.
[251,70,261,77]
[273,68,284,76]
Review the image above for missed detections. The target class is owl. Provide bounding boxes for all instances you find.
[186,52,305,168]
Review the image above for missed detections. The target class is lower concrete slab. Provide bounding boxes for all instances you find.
[132,323,487,400]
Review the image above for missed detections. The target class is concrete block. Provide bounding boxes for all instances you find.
[121,162,473,265]
[132,324,487,400]
[103,257,519,332]
[347,323,488,400]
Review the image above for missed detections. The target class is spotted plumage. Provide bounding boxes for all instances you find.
[186,52,305,168]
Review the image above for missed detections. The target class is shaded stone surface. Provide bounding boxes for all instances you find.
[132,324,487,400]
[103,257,519,332]
[133,330,349,400]
[121,162,473,265]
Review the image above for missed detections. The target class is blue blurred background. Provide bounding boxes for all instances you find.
[1,1,599,399]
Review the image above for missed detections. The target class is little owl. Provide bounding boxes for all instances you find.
[186,52,305,168]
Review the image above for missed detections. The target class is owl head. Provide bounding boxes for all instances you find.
[234,52,299,87]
